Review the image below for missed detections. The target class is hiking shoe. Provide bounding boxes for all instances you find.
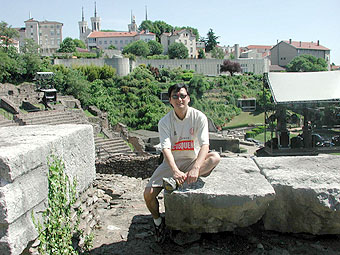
[163,177,179,192]
[154,217,166,243]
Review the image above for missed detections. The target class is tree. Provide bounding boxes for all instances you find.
[21,39,42,80]
[168,42,188,59]
[73,39,86,49]
[139,20,154,32]
[122,40,150,57]
[0,21,19,51]
[286,54,328,72]
[205,28,219,52]
[147,40,163,55]
[57,37,76,53]
[211,46,224,59]
[198,49,206,59]
[220,60,241,76]
[108,45,117,50]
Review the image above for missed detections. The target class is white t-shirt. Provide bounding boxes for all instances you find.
[158,107,209,160]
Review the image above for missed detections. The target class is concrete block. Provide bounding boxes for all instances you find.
[164,157,275,233]
[0,124,96,254]
[254,155,340,235]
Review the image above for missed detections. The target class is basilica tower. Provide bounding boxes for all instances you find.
[91,1,101,31]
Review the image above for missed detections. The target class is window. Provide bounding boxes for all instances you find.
[186,64,190,69]
[99,41,102,45]
[50,30,54,36]
[104,41,107,44]
[115,40,118,44]
[184,40,187,45]
[120,40,123,44]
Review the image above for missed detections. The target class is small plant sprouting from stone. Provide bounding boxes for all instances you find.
[32,155,93,254]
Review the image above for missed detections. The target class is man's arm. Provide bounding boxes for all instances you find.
[186,144,209,184]
[162,148,187,185]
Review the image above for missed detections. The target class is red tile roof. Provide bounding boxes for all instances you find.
[88,31,138,38]
[283,40,330,51]
[88,30,154,38]
[247,45,272,50]
[162,29,194,37]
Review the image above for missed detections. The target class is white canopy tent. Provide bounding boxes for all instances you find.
[267,71,340,104]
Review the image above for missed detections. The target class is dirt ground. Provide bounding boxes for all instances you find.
[88,171,340,255]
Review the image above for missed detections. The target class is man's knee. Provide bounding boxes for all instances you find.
[209,151,221,166]
[144,187,161,203]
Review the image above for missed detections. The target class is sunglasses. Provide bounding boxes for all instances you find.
[171,94,188,99]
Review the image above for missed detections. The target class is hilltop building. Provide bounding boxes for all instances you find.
[160,29,197,58]
[270,39,330,67]
[241,45,272,59]
[79,4,155,50]
[14,18,63,56]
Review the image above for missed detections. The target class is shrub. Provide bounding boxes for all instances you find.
[32,155,93,254]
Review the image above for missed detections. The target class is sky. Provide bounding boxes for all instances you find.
[2,0,340,64]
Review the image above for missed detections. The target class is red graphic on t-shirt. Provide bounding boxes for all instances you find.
[172,140,194,151]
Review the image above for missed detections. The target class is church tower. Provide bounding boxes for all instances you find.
[78,7,89,42]
[91,1,101,31]
[128,11,138,32]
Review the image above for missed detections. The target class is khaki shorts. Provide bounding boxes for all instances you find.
[146,158,196,188]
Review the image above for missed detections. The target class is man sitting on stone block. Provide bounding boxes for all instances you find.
[143,83,221,243]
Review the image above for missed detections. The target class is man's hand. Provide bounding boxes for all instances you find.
[173,170,187,185]
[186,167,199,184]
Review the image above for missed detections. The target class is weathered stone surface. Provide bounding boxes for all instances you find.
[164,158,276,233]
[0,124,96,255]
[254,155,340,235]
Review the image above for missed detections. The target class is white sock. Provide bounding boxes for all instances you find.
[154,217,162,226]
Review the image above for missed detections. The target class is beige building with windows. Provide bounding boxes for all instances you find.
[18,18,63,56]
[160,29,197,58]
[270,40,330,67]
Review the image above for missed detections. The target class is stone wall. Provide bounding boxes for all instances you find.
[0,124,96,255]
[95,154,160,179]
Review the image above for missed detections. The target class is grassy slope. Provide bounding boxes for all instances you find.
[225,111,265,128]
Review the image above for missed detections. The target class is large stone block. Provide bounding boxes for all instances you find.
[164,157,275,233]
[254,155,340,235]
[0,124,96,255]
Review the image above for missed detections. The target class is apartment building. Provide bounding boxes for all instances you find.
[20,18,63,56]
[160,29,197,58]
[270,39,330,67]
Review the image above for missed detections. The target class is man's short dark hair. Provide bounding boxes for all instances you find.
[168,83,189,98]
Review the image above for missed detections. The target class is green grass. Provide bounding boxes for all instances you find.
[225,111,265,128]
[0,108,14,120]
[253,131,298,143]
[84,110,95,117]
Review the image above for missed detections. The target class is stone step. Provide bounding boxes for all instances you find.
[21,113,74,122]
[0,120,17,127]
[95,139,127,147]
